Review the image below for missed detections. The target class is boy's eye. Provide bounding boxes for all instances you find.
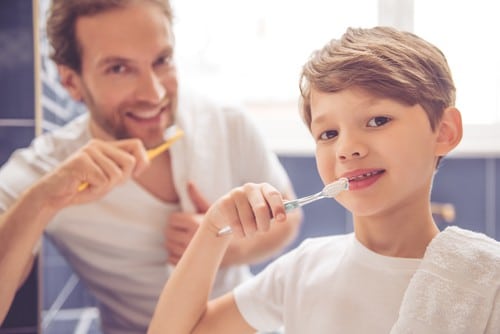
[319,130,338,140]
[367,116,391,127]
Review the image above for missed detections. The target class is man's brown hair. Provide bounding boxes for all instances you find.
[46,0,173,73]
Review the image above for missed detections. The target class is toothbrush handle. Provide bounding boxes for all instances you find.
[217,198,307,236]
[283,199,304,212]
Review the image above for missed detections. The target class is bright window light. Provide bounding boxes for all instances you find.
[414,0,500,125]
[171,0,500,155]
[172,0,378,103]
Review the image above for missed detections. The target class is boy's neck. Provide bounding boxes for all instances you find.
[353,209,439,259]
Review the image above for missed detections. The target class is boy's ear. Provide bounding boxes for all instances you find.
[57,65,83,102]
[435,107,463,156]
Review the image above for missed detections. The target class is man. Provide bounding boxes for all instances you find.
[0,0,301,332]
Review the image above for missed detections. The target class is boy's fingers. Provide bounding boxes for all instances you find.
[261,183,286,222]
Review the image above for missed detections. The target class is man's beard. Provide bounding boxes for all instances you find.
[80,80,176,144]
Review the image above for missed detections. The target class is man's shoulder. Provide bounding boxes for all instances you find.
[33,114,90,157]
[5,113,91,172]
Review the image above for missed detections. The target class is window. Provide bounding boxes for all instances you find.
[172,0,500,155]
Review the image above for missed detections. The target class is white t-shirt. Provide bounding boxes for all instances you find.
[234,234,422,334]
[0,90,292,334]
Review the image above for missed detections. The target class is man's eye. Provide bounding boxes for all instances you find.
[108,64,127,74]
[155,56,172,67]
[367,116,391,127]
[319,130,338,140]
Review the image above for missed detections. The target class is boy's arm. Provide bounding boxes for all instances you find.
[149,224,255,334]
[149,183,287,334]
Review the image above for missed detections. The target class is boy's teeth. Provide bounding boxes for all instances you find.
[349,171,381,181]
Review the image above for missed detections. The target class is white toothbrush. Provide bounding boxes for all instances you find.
[217,177,349,236]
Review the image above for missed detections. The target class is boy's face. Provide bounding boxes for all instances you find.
[59,3,177,149]
[309,87,442,218]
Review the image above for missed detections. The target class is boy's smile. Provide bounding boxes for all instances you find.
[310,87,440,219]
[342,168,386,191]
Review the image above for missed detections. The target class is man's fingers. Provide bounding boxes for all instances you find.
[187,181,211,213]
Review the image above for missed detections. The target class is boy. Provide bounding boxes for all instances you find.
[148,26,500,333]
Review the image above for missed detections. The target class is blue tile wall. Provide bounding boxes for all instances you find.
[0,0,36,120]
[42,238,98,311]
[0,125,35,164]
[431,158,488,233]
[0,0,38,333]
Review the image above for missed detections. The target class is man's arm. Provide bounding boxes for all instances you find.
[0,185,59,324]
[0,138,150,325]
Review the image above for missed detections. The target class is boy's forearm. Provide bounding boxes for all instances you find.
[148,223,232,334]
[0,185,58,325]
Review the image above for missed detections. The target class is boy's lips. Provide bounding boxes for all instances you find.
[341,169,385,190]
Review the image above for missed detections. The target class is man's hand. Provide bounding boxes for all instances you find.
[37,138,150,211]
[164,182,210,265]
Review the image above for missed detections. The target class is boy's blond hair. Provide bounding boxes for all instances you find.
[299,26,456,132]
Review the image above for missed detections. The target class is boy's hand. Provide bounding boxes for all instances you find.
[36,138,150,210]
[205,183,287,238]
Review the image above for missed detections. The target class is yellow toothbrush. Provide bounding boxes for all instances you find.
[77,127,184,191]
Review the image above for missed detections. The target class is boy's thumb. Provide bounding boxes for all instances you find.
[187,181,211,213]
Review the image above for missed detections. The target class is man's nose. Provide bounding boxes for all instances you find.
[135,71,167,103]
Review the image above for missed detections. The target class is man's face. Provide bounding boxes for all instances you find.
[64,2,177,149]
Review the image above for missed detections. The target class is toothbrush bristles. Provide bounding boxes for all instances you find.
[323,177,349,198]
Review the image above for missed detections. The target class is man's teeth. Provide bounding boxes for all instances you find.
[348,171,382,181]
[130,110,161,119]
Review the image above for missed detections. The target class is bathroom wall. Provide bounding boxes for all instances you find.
[0,0,39,333]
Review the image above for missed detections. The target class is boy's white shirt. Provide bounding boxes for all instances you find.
[234,233,421,333]
[234,227,500,334]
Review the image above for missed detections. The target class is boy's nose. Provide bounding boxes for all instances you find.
[136,71,167,103]
[336,137,366,160]
[338,151,363,160]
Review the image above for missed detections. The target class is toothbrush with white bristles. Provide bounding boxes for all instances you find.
[217,177,349,236]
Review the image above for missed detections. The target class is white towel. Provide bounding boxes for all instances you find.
[391,226,500,334]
